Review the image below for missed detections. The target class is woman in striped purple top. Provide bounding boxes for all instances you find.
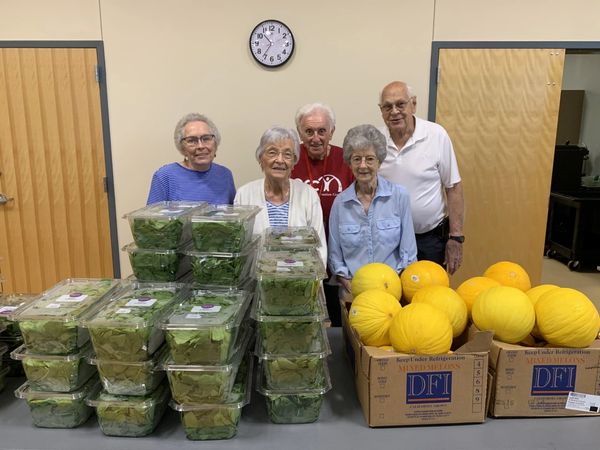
[146,113,236,205]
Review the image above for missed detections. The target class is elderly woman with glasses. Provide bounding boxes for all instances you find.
[234,126,327,264]
[328,124,417,294]
[146,112,236,205]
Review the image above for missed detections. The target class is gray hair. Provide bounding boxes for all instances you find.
[255,126,301,166]
[378,82,416,104]
[173,113,221,153]
[342,124,387,164]
[294,102,336,131]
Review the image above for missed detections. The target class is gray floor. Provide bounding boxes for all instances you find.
[540,257,600,310]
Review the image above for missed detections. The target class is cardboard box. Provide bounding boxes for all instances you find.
[488,338,600,417]
[341,302,491,427]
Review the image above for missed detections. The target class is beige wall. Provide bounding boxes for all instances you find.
[2,0,600,275]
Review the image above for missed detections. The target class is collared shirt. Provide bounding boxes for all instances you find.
[378,117,461,234]
[328,175,417,279]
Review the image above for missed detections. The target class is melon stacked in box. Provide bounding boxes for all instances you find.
[253,226,331,424]
[159,204,260,440]
[81,280,187,436]
[0,293,37,385]
[9,279,120,428]
[122,201,208,282]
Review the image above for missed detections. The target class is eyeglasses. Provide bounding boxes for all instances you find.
[350,155,378,166]
[181,134,216,146]
[264,149,295,161]
[379,99,412,113]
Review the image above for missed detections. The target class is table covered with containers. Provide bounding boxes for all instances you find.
[0,201,599,449]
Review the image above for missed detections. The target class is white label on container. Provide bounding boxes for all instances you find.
[126,297,157,307]
[277,259,304,268]
[46,303,62,309]
[566,392,600,413]
[214,212,239,217]
[0,305,17,315]
[191,304,221,313]
[280,235,303,242]
[117,308,131,314]
[185,313,203,319]
[56,293,89,303]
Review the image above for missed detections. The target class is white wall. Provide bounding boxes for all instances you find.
[562,54,600,175]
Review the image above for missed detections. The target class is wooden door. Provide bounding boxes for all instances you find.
[435,48,565,287]
[0,47,113,294]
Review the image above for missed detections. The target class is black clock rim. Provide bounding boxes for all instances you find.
[249,19,295,68]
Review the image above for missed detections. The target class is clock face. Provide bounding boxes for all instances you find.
[249,20,294,68]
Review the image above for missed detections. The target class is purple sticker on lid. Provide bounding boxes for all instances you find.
[201,304,215,309]
[69,292,83,297]
[137,296,152,302]
[284,259,296,264]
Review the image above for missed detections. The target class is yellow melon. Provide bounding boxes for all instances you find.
[483,261,531,291]
[456,276,501,316]
[400,260,449,303]
[526,284,560,339]
[471,286,535,344]
[348,289,402,346]
[411,285,468,337]
[535,288,600,348]
[389,302,453,355]
[351,263,402,300]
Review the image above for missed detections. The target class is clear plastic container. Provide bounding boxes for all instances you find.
[123,242,191,282]
[124,201,206,250]
[86,381,170,437]
[253,288,327,353]
[171,354,253,440]
[10,279,121,355]
[256,327,330,390]
[0,366,9,393]
[189,204,260,253]
[0,335,24,376]
[263,226,321,251]
[255,249,326,315]
[257,362,331,424]
[161,326,252,404]
[83,282,187,362]
[88,344,167,396]
[185,236,259,289]
[11,343,96,392]
[15,376,98,428]
[0,293,37,337]
[0,342,7,370]
[161,289,252,365]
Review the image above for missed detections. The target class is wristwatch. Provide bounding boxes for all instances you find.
[448,235,465,243]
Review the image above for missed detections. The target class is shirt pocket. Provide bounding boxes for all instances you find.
[376,218,401,247]
[339,223,361,247]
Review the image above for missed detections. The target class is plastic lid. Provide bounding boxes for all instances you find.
[86,380,169,409]
[256,360,332,396]
[11,341,93,362]
[11,279,121,322]
[263,226,321,250]
[122,242,180,255]
[88,343,168,369]
[0,293,38,318]
[15,375,99,400]
[254,324,331,359]
[123,201,206,221]
[160,289,252,331]
[255,249,326,279]
[189,204,260,223]
[183,234,260,258]
[251,288,327,323]
[82,282,187,329]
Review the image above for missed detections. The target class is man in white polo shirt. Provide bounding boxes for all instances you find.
[377,81,464,274]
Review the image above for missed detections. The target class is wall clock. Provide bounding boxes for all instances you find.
[249,19,295,68]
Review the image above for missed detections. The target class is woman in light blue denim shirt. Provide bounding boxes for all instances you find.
[328,124,417,294]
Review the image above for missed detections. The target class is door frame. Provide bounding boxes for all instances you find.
[428,41,600,121]
[0,40,120,277]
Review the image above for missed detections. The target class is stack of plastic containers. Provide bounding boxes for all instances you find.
[81,281,187,437]
[123,201,207,282]
[10,279,120,428]
[253,227,332,424]
[159,285,255,439]
[0,293,37,380]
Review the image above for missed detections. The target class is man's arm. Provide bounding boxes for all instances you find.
[445,181,464,274]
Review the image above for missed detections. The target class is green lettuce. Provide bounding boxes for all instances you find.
[27,396,93,428]
[258,321,321,354]
[181,405,241,440]
[264,357,325,389]
[265,393,324,424]
[258,277,320,315]
[132,217,184,249]
[22,355,95,392]
[168,369,231,404]
[191,220,247,253]
[95,354,165,396]
[128,248,184,282]
[190,254,247,287]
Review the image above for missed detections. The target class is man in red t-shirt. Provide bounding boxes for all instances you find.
[291,103,354,326]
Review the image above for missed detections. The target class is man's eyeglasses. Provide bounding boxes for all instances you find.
[379,100,412,113]
[264,149,295,161]
[350,155,378,166]
[181,134,216,146]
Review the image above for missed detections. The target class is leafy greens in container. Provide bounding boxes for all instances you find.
[255,249,326,315]
[0,293,37,337]
[11,279,120,355]
[88,344,167,396]
[161,289,252,365]
[263,226,321,251]
[190,204,260,253]
[86,381,170,437]
[84,282,187,362]
[15,376,98,428]
[123,242,190,282]
[124,201,206,249]
[12,343,96,392]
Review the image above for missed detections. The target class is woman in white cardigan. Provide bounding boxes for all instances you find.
[234,126,327,264]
